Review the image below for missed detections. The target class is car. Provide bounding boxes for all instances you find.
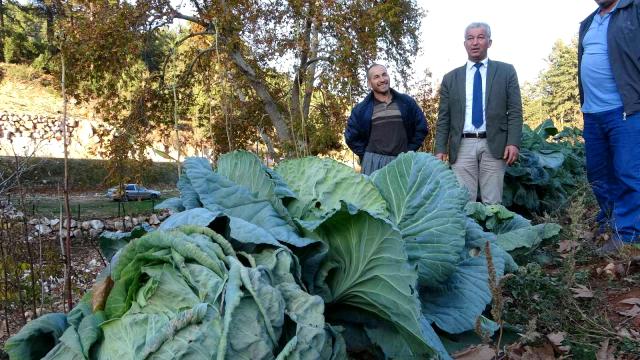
[106,184,161,201]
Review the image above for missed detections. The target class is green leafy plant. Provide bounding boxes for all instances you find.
[503,119,586,215]
[6,151,562,359]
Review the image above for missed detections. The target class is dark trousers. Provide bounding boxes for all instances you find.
[583,107,640,242]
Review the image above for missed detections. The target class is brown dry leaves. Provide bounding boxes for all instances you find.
[91,276,114,312]
[570,284,594,299]
[452,344,495,360]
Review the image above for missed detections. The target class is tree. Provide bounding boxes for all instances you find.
[412,68,439,153]
[153,0,424,154]
[521,81,546,127]
[538,38,580,127]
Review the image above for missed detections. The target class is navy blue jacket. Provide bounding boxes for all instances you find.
[344,89,428,159]
[578,0,640,116]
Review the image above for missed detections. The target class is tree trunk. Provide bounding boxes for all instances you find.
[228,49,292,149]
[0,0,5,62]
[172,83,181,179]
[61,50,73,311]
[45,4,55,55]
[302,21,319,122]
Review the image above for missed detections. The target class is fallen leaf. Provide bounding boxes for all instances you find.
[570,284,594,299]
[617,327,633,339]
[581,231,594,241]
[91,276,114,312]
[616,305,640,317]
[546,332,566,346]
[558,240,579,253]
[614,263,626,277]
[522,342,555,360]
[619,297,640,306]
[596,339,615,360]
[453,344,495,360]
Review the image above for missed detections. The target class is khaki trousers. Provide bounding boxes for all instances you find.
[451,138,506,203]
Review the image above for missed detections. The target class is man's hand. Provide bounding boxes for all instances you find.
[436,153,448,162]
[503,145,519,165]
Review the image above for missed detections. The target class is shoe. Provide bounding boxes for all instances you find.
[596,237,624,256]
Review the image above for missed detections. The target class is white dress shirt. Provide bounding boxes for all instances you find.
[464,57,488,133]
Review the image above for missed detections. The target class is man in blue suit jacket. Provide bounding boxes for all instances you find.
[345,64,428,175]
[435,22,523,203]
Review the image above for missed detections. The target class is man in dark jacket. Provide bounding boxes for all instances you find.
[344,64,428,175]
[578,0,640,253]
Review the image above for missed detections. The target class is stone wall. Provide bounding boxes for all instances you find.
[0,111,105,158]
[0,111,205,161]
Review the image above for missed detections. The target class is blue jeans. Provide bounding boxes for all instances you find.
[583,107,640,243]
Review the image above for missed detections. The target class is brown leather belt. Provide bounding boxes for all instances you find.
[462,132,487,138]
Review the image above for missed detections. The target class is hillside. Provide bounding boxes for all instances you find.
[0,63,93,118]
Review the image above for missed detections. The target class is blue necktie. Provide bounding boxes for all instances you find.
[472,62,483,129]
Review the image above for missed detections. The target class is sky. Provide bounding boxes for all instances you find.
[413,0,597,85]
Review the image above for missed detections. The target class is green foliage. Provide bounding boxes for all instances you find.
[523,39,580,129]
[503,119,586,216]
[0,156,178,189]
[9,151,563,359]
[502,263,575,331]
[1,1,48,64]
[465,202,561,261]
[3,36,18,63]
[540,39,580,126]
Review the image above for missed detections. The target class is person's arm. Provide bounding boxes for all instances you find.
[344,107,366,162]
[407,98,428,151]
[435,76,451,161]
[504,64,523,165]
[505,64,523,149]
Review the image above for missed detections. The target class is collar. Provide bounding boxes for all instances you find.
[598,0,619,17]
[366,88,399,103]
[586,0,629,22]
[466,58,488,71]
[374,93,394,105]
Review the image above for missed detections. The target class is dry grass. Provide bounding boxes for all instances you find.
[0,63,92,118]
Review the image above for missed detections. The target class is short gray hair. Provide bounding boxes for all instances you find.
[464,22,491,39]
[366,63,386,80]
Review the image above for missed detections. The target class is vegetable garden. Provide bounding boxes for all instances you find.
[3,122,640,359]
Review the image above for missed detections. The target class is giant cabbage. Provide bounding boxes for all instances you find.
[8,151,560,359]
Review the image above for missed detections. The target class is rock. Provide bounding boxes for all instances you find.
[62,219,77,229]
[49,218,60,228]
[28,218,40,225]
[132,217,139,226]
[81,221,91,230]
[124,220,133,229]
[89,220,104,230]
[148,214,161,225]
[89,229,101,238]
[113,221,124,231]
[104,220,115,230]
[35,224,52,235]
[73,229,83,239]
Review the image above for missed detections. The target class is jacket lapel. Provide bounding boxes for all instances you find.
[485,59,497,104]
